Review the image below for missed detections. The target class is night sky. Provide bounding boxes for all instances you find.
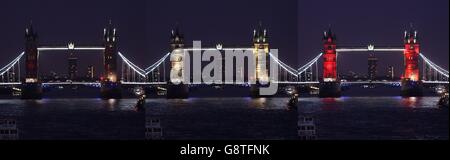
[1,0,448,78]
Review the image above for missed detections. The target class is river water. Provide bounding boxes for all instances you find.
[0,97,448,140]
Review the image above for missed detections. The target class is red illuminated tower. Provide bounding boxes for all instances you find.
[401,27,423,97]
[322,28,337,82]
[319,28,341,98]
[403,29,420,82]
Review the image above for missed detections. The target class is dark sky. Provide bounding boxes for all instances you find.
[0,0,448,77]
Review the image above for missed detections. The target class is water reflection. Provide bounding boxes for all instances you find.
[0,96,445,140]
[249,98,267,109]
[320,98,342,111]
[1,99,144,140]
[400,97,421,108]
[24,100,44,108]
[100,99,140,111]
[102,99,119,111]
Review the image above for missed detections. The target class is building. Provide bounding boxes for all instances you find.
[387,66,395,80]
[368,54,378,81]
[51,71,59,80]
[68,52,78,80]
[86,65,95,80]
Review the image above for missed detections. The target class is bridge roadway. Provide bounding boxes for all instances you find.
[1,80,448,87]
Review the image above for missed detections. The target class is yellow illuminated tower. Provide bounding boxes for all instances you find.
[169,27,185,84]
[167,26,189,99]
[252,22,270,84]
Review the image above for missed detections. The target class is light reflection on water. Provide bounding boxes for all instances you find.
[0,97,447,140]
[0,99,144,140]
[147,97,448,140]
[249,98,268,109]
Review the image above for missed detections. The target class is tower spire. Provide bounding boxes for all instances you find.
[324,26,336,42]
[253,21,268,43]
[170,23,184,49]
[25,21,38,41]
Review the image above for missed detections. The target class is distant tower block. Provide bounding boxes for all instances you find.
[387,66,395,80]
[68,48,78,80]
[250,22,271,98]
[368,54,378,81]
[401,27,423,97]
[86,65,95,80]
[22,22,42,99]
[167,26,189,99]
[100,21,122,99]
[319,28,341,98]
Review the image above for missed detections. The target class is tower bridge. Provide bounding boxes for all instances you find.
[0,22,448,99]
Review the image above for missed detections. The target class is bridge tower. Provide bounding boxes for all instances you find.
[250,22,271,97]
[401,28,423,97]
[100,21,122,99]
[166,26,189,99]
[22,23,43,99]
[319,28,341,98]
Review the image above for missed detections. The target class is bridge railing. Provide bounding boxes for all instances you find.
[420,53,449,83]
[3,50,446,87]
[144,53,170,84]
[0,52,24,85]
[118,52,148,83]
[118,51,170,85]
